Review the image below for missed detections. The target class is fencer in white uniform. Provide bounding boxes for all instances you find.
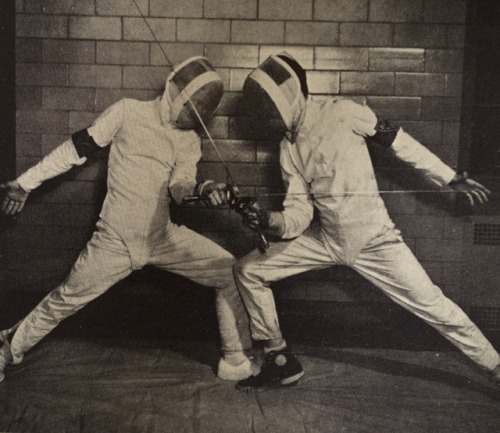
[233,53,500,391]
[0,56,256,382]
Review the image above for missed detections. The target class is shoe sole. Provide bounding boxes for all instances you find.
[236,371,304,392]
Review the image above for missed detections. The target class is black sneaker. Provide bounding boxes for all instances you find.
[235,347,304,391]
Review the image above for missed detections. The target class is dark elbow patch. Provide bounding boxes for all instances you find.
[371,120,399,148]
[72,128,100,158]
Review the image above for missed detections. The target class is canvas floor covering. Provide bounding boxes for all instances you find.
[0,336,499,433]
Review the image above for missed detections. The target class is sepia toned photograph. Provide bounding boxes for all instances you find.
[0,1,499,432]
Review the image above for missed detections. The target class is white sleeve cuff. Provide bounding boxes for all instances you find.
[391,129,456,187]
[17,140,87,192]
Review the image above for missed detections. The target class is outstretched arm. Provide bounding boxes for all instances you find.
[0,139,87,216]
[369,121,490,206]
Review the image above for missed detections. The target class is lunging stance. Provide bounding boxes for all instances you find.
[0,56,256,383]
[234,53,500,391]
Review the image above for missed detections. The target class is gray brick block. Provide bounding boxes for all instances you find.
[232,20,285,44]
[17,63,68,86]
[96,0,148,16]
[16,157,43,176]
[394,24,447,48]
[215,92,245,116]
[424,0,466,23]
[16,15,68,38]
[205,0,257,19]
[314,0,368,21]
[257,142,281,164]
[16,39,42,62]
[67,204,101,227]
[123,18,176,42]
[416,238,462,262]
[445,73,463,97]
[369,0,423,22]
[229,68,253,91]
[69,111,99,132]
[308,71,340,94]
[97,41,149,65]
[178,19,230,43]
[444,216,464,240]
[25,0,95,15]
[69,64,122,88]
[69,17,121,40]
[259,0,313,20]
[340,23,392,47]
[43,40,95,64]
[395,73,445,96]
[379,187,418,214]
[45,225,91,250]
[95,89,150,111]
[425,49,464,73]
[17,203,69,226]
[123,66,167,90]
[341,72,394,95]
[40,181,100,205]
[150,43,204,66]
[42,134,69,154]
[285,21,339,46]
[442,121,460,146]
[206,116,230,139]
[17,110,69,134]
[421,97,461,121]
[42,87,95,111]
[201,139,256,163]
[150,0,203,18]
[315,47,369,71]
[366,96,421,121]
[442,262,462,286]
[447,25,465,48]
[370,48,424,72]
[16,86,42,110]
[16,133,42,157]
[206,44,258,68]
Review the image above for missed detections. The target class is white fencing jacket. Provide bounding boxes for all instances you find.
[18,98,201,268]
[277,98,456,264]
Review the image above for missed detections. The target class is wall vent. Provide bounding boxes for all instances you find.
[473,223,500,245]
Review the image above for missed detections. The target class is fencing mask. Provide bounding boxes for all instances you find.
[242,52,308,133]
[162,56,223,130]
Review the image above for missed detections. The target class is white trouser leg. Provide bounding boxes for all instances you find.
[149,224,252,354]
[234,226,334,341]
[10,222,133,362]
[352,226,500,371]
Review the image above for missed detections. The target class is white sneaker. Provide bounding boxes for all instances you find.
[0,341,13,383]
[217,357,260,381]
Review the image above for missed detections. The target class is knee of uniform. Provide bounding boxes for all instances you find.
[233,257,262,284]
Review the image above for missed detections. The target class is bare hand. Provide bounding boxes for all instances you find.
[449,172,491,206]
[0,180,30,215]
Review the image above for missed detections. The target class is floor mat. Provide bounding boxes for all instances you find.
[0,337,499,433]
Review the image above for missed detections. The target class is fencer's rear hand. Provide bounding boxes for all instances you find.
[238,200,270,232]
[202,182,231,207]
[449,172,491,206]
[0,180,30,215]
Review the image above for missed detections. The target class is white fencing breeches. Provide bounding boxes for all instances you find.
[10,220,252,362]
[234,224,500,371]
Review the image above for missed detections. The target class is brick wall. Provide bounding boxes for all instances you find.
[3,0,467,303]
